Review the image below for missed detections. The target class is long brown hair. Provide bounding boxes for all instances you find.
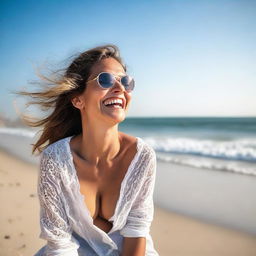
[15,44,127,155]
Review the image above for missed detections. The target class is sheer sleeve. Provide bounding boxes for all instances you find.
[37,150,79,256]
[120,147,157,238]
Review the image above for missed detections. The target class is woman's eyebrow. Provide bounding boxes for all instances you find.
[113,71,126,76]
[101,72,127,77]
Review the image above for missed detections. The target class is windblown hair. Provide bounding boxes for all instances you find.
[16,44,127,155]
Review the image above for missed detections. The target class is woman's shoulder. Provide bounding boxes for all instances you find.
[41,136,71,160]
[39,136,72,179]
[119,132,156,160]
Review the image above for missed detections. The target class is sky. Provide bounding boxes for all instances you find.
[0,0,255,118]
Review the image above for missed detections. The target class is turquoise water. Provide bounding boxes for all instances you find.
[1,117,256,176]
[0,118,256,234]
[120,117,256,140]
[120,117,256,176]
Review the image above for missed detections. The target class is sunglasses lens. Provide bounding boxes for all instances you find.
[98,73,115,88]
[121,76,135,91]
[98,72,135,91]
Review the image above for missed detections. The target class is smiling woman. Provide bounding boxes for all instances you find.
[15,44,159,256]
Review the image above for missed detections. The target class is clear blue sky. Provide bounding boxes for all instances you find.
[1,0,255,118]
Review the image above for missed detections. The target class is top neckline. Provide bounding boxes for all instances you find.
[64,135,143,234]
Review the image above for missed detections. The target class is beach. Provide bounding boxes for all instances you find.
[1,150,256,256]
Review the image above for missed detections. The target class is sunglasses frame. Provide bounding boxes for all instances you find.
[86,72,135,92]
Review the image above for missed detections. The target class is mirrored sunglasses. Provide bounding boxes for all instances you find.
[86,72,135,92]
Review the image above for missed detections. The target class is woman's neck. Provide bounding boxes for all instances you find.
[75,123,121,166]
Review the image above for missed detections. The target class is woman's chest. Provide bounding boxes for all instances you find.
[73,143,137,232]
[77,161,127,220]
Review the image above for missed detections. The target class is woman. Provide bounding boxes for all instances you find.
[19,44,159,256]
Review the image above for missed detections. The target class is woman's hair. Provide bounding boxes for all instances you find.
[16,44,127,155]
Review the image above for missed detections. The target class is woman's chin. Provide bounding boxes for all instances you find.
[109,113,126,124]
[102,105,127,123]
[103,111,126,124]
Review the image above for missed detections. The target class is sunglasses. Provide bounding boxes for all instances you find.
[86,72,135,92]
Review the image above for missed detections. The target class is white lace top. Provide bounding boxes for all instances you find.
[34,136,159,256]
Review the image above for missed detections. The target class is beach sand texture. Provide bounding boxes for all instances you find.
[1,150,256,256]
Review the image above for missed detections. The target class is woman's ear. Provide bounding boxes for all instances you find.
[71,95,85,110]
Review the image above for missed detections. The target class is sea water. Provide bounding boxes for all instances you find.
[120,117,256,176]
[0,117,256,234]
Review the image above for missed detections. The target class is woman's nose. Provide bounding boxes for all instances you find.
[112,78,125,92]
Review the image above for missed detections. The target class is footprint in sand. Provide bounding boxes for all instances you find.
[8,218,13,223]
[4,235,10,239]
[18,244,26,249]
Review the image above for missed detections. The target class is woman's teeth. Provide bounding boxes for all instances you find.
[105,104,122,109]
[103,98,124,108]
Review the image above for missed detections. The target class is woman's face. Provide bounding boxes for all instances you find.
[75,57,132,125]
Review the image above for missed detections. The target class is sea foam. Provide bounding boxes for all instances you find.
[144,137,256,161]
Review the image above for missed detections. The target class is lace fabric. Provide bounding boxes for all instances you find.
[34,136,159,256]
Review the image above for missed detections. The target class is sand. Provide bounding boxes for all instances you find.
[0,150,256,256]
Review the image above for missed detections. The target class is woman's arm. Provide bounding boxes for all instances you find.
[37,150,79,256]
[120,146,157,256]
[121,237,146,256]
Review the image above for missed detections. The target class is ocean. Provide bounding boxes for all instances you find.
[0,117,256,234]
[119,117,256,176]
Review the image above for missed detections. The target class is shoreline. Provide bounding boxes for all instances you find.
[155,160,256,235]
[0,149,256,256]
